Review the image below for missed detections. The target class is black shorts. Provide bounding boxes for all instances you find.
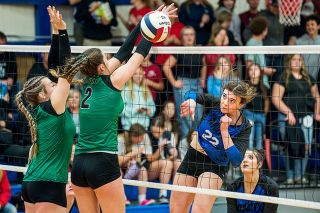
[177,147,227,180]
[22,181,66,207]
[71,152,121,189]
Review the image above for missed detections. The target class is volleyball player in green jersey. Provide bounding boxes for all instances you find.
[16,7,81,213]
[70,4,177,213]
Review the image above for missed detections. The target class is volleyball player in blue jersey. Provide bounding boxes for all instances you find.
[226,149,279,213]
[170,81,255,213]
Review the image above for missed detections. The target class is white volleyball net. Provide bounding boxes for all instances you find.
[0,45,320,212]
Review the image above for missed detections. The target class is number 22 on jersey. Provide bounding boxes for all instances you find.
[202,130,219,146]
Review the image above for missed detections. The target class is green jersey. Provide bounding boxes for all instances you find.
[24,101,76,183]
[76,75,124,155]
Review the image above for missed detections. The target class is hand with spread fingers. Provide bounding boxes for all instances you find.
[47,5,66,34]
[156,3,178,19]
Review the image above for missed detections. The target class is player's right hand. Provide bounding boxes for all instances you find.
[180,99,196,121]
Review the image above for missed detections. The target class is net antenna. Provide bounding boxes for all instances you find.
[279,0,304,26]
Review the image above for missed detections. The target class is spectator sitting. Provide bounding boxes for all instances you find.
[227,149,278,213]
[272,54,320,184]
[205,24,236,78]
[0,170,17,213]
[243,63,269,149]
[121,67,156,131]
[179,0,215,45]
[245,16,275,89]
[118,124,155,206]
[0,31,17,92]
[239,0,260,45]
[216,0,242,45]
[27,52,49,80]
[296,14,320,79]
[207,56,238,99]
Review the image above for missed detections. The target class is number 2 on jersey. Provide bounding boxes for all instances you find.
[81,87,92,109]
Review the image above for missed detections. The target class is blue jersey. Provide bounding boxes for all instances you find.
[227,175,279,213]
[185,91,251,167]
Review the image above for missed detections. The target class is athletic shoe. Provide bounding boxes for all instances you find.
[302,177,309,184]
[285,178,294,185]
[140,199,156,206]
[158,196,169,204]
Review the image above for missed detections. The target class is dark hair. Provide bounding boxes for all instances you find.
[218,0,236,11]
[246,63,268,99]
[129,123,146,137]
[0,31,7,43]
[247,148,265,168]
[250,16,269,36]
[305,14,320,26]
[223,80,256,104]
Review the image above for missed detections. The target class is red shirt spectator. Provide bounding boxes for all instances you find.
[142,61,163,101]
[129,6,152,32]
[155,21,185,65]
[0,171,11,208]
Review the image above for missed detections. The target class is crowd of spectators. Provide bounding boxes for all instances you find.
[0,0,320,209]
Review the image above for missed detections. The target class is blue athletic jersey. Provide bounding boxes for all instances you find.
[227,175,279,213]
[185,91,251,167]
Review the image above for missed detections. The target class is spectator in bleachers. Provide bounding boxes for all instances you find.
[0,32,17,92]
[121,67,156,131]
[245,16,275,90]
[295,15,320,79]
[243,64,269,149]
[148,116,177,203]
[27,52,49,80]
[69,0,84,46]
[163,26,205,141]
[227,149,278,213]
[179,0,215,45]
[160,100,178,143]
[0,86,13,155]
[0,170,17,213]
[67,89,80,140]
[207,56,238,99]
[216,0,242,45]
[206,24,236,78]
[154,1,184,65]
[74,0,117,46]
[272,54,320,184]
[141,54,164,113]
[119,0,152,32]
[239,0,260,45]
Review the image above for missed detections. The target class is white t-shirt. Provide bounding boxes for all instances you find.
[158,132,176,160]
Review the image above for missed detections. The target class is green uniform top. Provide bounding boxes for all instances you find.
[24,101,76,183]
[75,75,124,155]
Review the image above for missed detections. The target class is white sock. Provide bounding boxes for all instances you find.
[159,189,167,197]
[139,194,146,203]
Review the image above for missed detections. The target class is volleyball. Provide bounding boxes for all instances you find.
[140,11,171,43]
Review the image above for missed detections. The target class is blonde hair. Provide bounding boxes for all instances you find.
[125,123,146,153]
[127,69,152,102]
[15,76,47,159]
[214,56,235,77]
[283,54,311,87]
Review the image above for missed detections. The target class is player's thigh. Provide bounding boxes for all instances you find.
[35,202,66,213]
[72,185,99,213]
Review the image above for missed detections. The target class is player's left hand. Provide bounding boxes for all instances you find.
[180,99,196,121]
[156,3,178,19]
[220,115,232,131]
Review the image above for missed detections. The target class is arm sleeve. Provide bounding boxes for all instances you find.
[58,29,71,67]
[227,122,251,167]
[263,178,279,213]
[184,91,220,108]
[113,22,141,63]
[48,34,59,70]
[226,181,239,213]
[0,171,11,207]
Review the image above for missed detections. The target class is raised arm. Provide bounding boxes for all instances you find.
[47,6,73,115]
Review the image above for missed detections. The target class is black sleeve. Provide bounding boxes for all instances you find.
[309,74,316,86]
[110,2,118,27]
[226,179,241,213]
[48,34,59,70]
[100,75,121,92]
[276,73,285,87]
[263,176,279,213]
[40,101,58,116]
[195,93,220,108]
[232,118,251,161]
